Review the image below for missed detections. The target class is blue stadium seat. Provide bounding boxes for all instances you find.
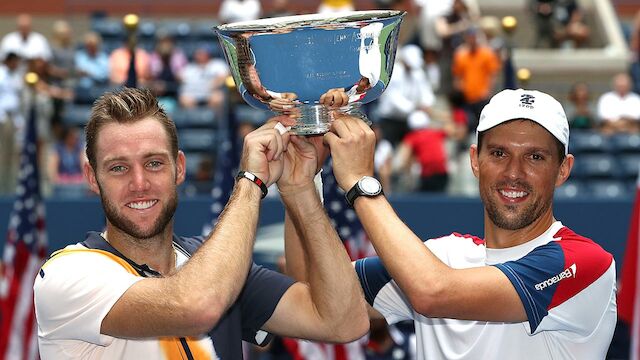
[554,180,587,199]
[157,20,192,39]
[233,104,269,126]
[571,154,619,179]
[618,154,640,180]
[191,20,219,39]
[610,133,640,153]
[62,105,92,127]
[173,107,217,128]
[179,129,217,152]
[91,18,125,40]
[138,20,157,40]
[587,180,631,199]
[569,130,610,154]
[183,152,214,178]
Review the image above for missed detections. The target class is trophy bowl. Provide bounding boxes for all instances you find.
[214,10,405,135]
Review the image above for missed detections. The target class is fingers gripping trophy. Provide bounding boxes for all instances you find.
[214,11,405,135]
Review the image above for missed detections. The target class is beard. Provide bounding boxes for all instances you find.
[98,183,178,240]
[481,180,552,231]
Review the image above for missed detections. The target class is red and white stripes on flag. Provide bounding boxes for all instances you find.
[282,338,366,360]
[618,169,640,359]
[0,104,47,360]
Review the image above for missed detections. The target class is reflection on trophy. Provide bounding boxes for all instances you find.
[214,10,405,135]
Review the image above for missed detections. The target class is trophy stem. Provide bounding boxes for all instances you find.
[288,103,371,136]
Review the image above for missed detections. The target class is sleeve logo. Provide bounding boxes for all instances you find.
[535,263,576,291]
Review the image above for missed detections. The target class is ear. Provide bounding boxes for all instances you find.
[83,162,100,195]
[469,144,480,179]
[176,150,186,185]
[555,154,574,187]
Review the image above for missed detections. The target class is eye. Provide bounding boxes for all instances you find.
[490,150,505,158]
[147,160,163,169]
[530,153,545,161]
[109,165,127,173]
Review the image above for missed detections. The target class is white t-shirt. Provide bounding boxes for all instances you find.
[355,221,617,360]
[34,243,218,359]
[0,31,51,60]
[596,91,640,122]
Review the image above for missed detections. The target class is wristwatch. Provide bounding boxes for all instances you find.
[345,176,383,207]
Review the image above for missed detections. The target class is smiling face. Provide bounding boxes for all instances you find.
[471,120,572,232]
[84,117,185,240]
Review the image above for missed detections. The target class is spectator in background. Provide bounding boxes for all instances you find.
[393,108,460,193]
[48,20,76,127]
[178,47,229,112]
[218,0,262,24]
[452,26,500,132]
[375,44,437,146]
[434,0,479,95]
[0,52,24,194]
[75,32,110,90]
[0,13,52,62]
[149,32,188,102]
[553,0,590,49]
[530,0,557,48]
[565,82,595,129]
[596,72,640,134]
[318,0,355,13]
[264,0,295,18]
[109,42,151,86]
[47,125,86,197]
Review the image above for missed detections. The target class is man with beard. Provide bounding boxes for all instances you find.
[33,87,369,359]
[287,88,617,359]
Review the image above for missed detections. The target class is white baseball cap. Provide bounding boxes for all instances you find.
[477,89,570,154]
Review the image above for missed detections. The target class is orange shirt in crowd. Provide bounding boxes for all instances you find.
[452,45,500,103]
[109,47,152,85]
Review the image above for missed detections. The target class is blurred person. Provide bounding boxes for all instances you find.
[47,125,87,197]
[264,0,295,18]
[434,0,479,95]
[565,82,595,129]
[48,20,76,126]
[218,0,262,24]
[596,72,640,134]
[392,110,461,193]
[34,87,369,358]
[0,52,24,194]
[75,32,110,90]
[0,13,52,62]
[109,42,151,86]
[479,16,505,57]
[311,88,616,359]
[530,0,557,48]
[452,26,500,132]
[149,33,187,102]
[375,45,438,146]
[552,0,590,49]
[178,46,229,112]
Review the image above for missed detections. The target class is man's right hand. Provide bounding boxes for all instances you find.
[239,118,291,186]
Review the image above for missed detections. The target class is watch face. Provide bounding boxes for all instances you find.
[360,176,381,195]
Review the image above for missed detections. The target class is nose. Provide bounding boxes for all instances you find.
[128,164,150,192]
[504,157,525,181]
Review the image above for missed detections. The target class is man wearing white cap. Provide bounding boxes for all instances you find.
[289,88,616,359]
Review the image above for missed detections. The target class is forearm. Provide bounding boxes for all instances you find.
[353,195,452,313]
[173,179,262,327]
[281,184,367,336]
[284,210,309,281]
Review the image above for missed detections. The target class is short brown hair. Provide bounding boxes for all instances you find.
[85,87,178,170]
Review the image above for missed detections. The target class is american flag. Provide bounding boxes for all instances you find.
[0,103,47,359]
[202,109,238,236]
[322,160,375,261]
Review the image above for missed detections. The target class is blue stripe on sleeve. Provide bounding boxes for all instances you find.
[494,242,565,332]
[355,257,393,306]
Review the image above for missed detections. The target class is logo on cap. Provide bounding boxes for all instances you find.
[519,94,535,109]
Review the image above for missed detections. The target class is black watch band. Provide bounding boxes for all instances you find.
[345,176,383,207]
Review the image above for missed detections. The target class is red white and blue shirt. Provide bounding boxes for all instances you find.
[355,221,617,360]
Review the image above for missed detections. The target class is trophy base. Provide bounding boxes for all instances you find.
[284,103,371,136]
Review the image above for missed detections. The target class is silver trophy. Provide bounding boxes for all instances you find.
[214,10,405,135]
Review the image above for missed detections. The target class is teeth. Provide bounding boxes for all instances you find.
[500,190,527,199]
[127,200,157,210]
